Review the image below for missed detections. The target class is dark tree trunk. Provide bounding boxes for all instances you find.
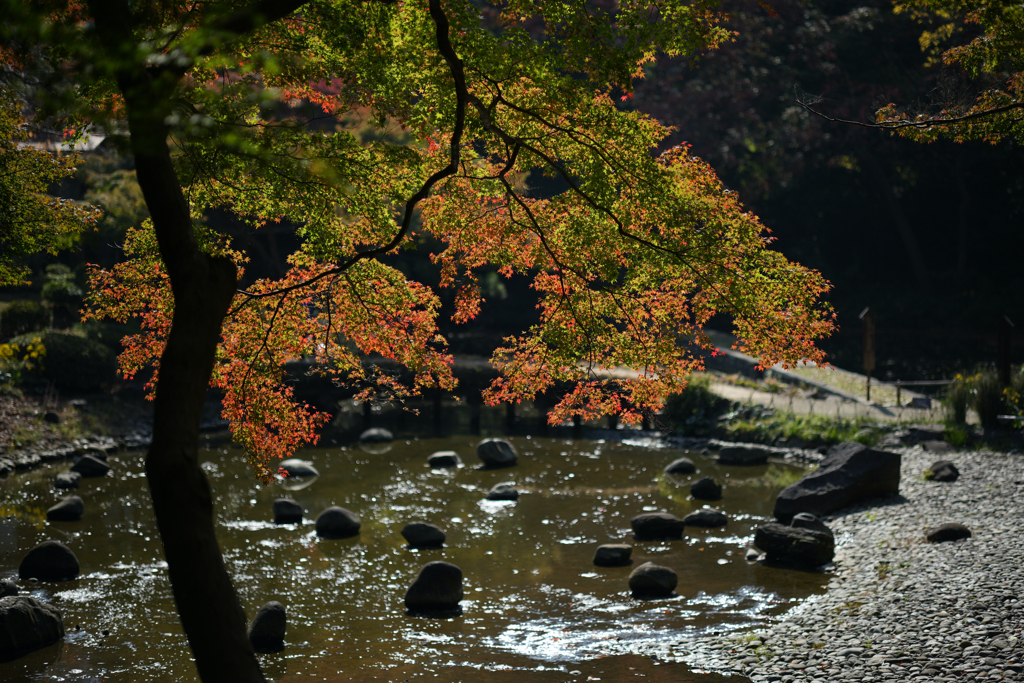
[956,153,971,281]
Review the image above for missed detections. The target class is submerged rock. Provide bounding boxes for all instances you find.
[717,444,772,466]
[272,498,303,525]
[428,451,461,468]
[248,601,286,653]
[18,541,80,582]
[754,522,835,569]
[69,454,109,478]
[278,459,319,478]
[46,496,84,522]
[401,522,446,549]
[663,457,697,475]
[315,507,361,539]
[593,544,632,567]
[682,508,728,528]
[0,596,64,662]
[485,483,519,501]
[926,522,972,543]
[53,471,81,490]
[628,562,678,598]
[690,477,723,501]
[631,512,684,541]
[359,428,394,443]
[925,460,959,482]
[773,442,901,522]
[404,561,463,615]
[476,439,518,469]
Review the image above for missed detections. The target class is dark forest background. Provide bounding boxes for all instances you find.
[7,0,1023,382]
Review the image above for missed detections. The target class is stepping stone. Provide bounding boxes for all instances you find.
[476,439,517,469]
[690,477,722,501]
[315,507,361,539]
[18,541,80,582]
[485,483,519,501]
[272,498,303,524]
[54,471,81,490]
[682,508,728,528]
[664,457,696,475]
[248,601,286,653]
[593,544,632,567]
[428,451,461,468]
[404,562,463,615]
[70,455,109,478]
[46,496,84,522]
[401,522,446,549]
[631,512,684,541]
[628,562,677,598]
[926,523,971,543]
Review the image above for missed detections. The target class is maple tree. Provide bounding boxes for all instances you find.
[3,0,834,681]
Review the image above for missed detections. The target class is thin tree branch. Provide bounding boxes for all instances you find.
[798,100,1024,130]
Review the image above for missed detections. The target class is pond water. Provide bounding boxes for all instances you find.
[0,436,827,682]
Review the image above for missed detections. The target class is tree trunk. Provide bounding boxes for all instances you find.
[118,51,267,683]
[955,153,970,281]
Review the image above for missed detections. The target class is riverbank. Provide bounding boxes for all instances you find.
[669,444,1024,682]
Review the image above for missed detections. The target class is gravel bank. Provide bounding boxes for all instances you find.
[676,445,1024,682]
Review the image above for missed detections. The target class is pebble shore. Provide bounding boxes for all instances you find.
[674,445,1024,682]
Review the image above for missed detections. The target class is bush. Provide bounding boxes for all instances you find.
[972,369,1005,430]
[9,331,116,392]
[0,300,49,339]
[662,375,729,435]
[944,374,971,425]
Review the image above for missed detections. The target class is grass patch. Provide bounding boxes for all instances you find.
[726,463,809,489]
[722,412,882,447]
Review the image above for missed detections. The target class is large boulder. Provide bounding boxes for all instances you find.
[315,507,361,539]
[925,460,959,483]
[428,451,461,468]
[401,522,446,549]
[247,601,286,653]
[272,498,303,524]
[404,562,463,615]
[46,496,84,522]
[69,454,109,478]
[754,522,835,569]
[717,443,772,466]
[926,523,971,543]
[631,512,684,541]
[278,459,319,478]
[690,477,723,501]
[682,508,728,528]
[0,596,64,662]
[54,471,81,490]
[593,544,632,567]
[485,483,519,501]
[628,562,678,598]
[475,439,518,469]
[18,541,80,582]
[664,457,697,475]
[359,427,394,443]
[773,442,901,523]
[789,512,833,536]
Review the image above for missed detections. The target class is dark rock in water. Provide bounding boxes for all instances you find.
[18,541,80,582]
[53,471,81,490]
[631,512,684,541]
[46,496,84,522]
[278,459,319,478]
[248,601,286,653]
[485,483,519,501]
[926,523,971,543]
[717,444,771,466]
[428,451,461,468]
[0,596,64,662]
[0,459,13,477]
[773,442,901,523]
[664,457,696,475]
[404,561,463,615]
[476,439,518,469]
[682,508,728,528]
[315,507,361,539]
[925,460,959,483]
[754,522,834,569]
[272,498,303,524]
[401,522,446,549]
[43,412,61,424]
[593,544,632,567]
[0,580,17,598]
[359,427,394,443]
[628,562,677,598]
[922,440,953,455]
[69,455,109,478]
[76,448,107,462]
[789,512,833,537]
[690,477,722,501]
[744,546,761,562]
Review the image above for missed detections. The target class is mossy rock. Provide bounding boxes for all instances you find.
[10,332,117,392]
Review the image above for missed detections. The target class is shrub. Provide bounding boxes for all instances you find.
[972,369,1004,430]
[9,331,116,392]
[0,300,49,339]
[662,375,729,435]
[943,374,971,425]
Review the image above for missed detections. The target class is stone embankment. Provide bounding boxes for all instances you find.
[675,445,1024,683]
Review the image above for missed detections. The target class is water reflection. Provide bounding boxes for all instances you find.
[0,437,826,682]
